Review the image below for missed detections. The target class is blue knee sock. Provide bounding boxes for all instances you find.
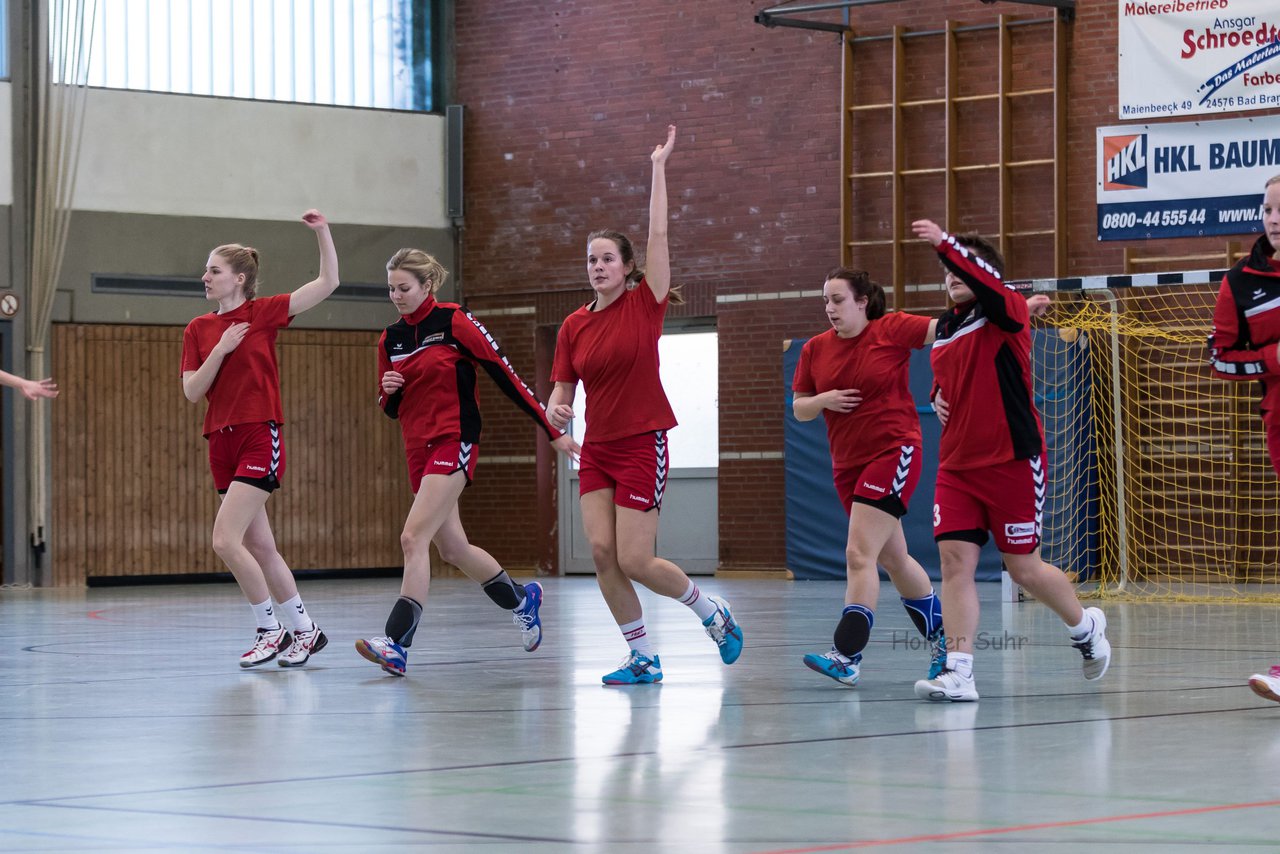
[901,590,943,637]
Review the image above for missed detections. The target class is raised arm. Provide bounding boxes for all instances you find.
[911,219,1026,333]
[644,125,675,303]
[0,369,58,401]
[288,210,340,316]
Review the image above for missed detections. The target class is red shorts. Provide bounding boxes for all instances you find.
[406,440,478,494]
[933,455,1044,554]
[833,445,921,519]
[579,430,669,511]
[208,421,285,494]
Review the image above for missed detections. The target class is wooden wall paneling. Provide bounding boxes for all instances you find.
[50,324,415,584]
[336,335,352,567]
[52,325,84,585]
[88,328,107,577]
[340,335,354,566]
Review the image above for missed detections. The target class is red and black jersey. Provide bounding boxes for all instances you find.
[377,296,563,450]
[551,280,677,443]
[1209,235,1280,427]
[180,293,293,437]
[929,232,1044,471]
[792,312,933,468]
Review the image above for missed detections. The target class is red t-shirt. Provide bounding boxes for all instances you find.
[792,312,933,468]
[551,280,677,443]
[180,293,293,437]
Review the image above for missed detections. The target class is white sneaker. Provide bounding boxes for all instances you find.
[278,624,328,667]
[1249,666,1280,703]
[240,625,292,668]
[914,668,979,702]
[1072,606,1111,681]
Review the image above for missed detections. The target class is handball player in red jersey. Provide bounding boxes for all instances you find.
[1207,175,1280,702]
[792,268,947,689]
[546,126,744,685]
[180,210,338,668]
[911,219,1110,702]
[354,249,580,676]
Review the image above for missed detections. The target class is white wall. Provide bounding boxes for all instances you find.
[74,88,447,228]
[0,83,12,207]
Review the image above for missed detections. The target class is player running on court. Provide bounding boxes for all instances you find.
[911,219,1111,702]
[546,125,743,685]
[180,210,338,668]
[792,268,946,688]
[355,249,580,676]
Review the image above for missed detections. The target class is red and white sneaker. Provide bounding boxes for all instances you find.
[240,625,292,668]
[1249,665,1280,703]
[278,624,328,667]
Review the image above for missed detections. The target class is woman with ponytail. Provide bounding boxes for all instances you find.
[546,125,744,685]
[180,210,339,669]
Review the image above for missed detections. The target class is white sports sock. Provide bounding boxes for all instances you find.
[677,579,718,622]
[947,652,974,678]
[619,618,655,657]
[1067,612,1092,639]
[277,594,314,632]
[250,599,279,631]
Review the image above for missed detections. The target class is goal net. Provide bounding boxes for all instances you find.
[1029,271,1280,602]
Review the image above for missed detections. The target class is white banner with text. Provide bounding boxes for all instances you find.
[1119,0,1280,119]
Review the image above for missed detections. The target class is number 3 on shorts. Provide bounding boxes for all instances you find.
[933,503,941,528]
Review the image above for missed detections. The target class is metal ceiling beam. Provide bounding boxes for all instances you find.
[755,0,1075,33]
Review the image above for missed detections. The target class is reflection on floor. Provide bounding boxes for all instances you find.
[4,577,1280,852]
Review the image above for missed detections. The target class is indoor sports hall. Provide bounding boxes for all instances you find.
[5,1,1280,851]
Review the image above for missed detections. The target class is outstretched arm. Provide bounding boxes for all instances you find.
[0,369,58,401]
[454,310,566,441]
[288,210,341,316]
[644,125,676,303]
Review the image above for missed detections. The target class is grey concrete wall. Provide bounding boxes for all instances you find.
[56,211,454,330]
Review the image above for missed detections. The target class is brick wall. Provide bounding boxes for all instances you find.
[453,0,1279,575]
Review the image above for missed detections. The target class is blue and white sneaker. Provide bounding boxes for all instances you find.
[602,651,663,685]
[513,581,544,652]
[803,648,861,686]
[355,636,408,676]
[927,628,947,680]
[702,596,743,664]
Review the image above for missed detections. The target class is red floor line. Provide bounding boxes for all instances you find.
[86,610,108,620]
[754,797,1280,853]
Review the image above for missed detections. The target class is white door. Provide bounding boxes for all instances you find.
[559,326,719,574]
